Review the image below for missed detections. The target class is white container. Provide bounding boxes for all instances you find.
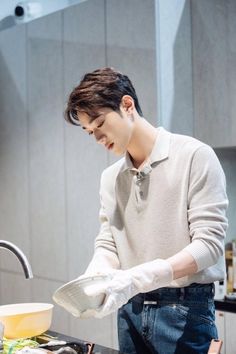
[0,303,53,339]
[53,274,111,317]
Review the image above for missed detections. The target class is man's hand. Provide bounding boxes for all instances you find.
[81,259,173,318]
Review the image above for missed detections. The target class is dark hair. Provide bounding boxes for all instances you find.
[65,67,143,125]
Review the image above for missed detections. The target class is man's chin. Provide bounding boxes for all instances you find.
[108,143,127,156]
[111,149,125,157]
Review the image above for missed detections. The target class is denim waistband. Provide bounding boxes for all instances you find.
[131,283,215,304]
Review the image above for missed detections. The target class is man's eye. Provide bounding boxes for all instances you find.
[82,127,93,135]
[97,121,104,128]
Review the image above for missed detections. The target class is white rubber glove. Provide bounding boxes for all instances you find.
[53,248,120,319]
[81,259,173,319]
[84,248,120,276]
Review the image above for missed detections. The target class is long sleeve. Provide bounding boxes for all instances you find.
[85,190,120,274]
[184,145,228,271]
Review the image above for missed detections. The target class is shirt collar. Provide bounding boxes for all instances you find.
[121,127,171,172]
[149,127,171,165]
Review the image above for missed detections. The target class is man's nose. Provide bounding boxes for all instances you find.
[94,130,106,144]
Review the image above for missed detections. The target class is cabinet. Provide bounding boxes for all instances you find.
[215,310,236,354]
[225,312,236,354]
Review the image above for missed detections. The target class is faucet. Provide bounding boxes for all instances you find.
[0,240,33,279]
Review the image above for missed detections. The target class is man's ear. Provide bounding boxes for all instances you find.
[121,95,135,114]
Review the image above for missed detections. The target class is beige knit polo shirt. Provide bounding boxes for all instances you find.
[94,127,228,287]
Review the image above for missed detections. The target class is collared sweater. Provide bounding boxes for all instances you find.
[94,127,228,286]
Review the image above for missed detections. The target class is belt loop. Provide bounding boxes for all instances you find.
[179,287,185,301]
[212,283,215,296]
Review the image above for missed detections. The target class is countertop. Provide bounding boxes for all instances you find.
[47,330,122,354]
[215,299,236,313]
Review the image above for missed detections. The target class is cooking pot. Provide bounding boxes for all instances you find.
[0,303,53,339]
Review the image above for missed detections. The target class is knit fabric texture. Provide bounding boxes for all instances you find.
[94,127,228,287]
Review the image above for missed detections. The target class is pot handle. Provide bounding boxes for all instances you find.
[208,339,223,354]
[86,343,94,354]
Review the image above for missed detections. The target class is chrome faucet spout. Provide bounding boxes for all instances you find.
[0,240,33,279]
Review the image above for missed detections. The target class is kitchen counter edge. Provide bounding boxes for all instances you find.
[47,330,122,354]
[215,299,236,313]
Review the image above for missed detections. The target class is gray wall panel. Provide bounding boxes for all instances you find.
[191,0,229,146]
[0,25,30,277]
[156,0,193,134]
[63,0,114,347]
[106,0,158,127]
[191,0,236,147]
[215,149,236,242]
[0,273,31,304]
[27,13,67,281]
[63,0,107,281]
[63,0,106,92]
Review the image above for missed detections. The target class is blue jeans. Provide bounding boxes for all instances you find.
[118,283,217,354]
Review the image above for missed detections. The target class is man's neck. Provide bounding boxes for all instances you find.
[127,118,157,169]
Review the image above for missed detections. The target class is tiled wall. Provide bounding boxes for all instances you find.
[0,0,157,349]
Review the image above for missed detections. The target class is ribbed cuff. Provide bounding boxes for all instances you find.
[184,239,216,271]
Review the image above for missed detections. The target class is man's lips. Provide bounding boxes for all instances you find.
[105,142,114,150]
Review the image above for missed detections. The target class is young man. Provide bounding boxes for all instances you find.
[63,67,228,354]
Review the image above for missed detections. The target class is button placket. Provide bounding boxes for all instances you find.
[130,166,151,211]
[133,175,143,206]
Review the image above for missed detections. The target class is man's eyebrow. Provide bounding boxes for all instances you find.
[88,117,95,124]
[88,114,103,124]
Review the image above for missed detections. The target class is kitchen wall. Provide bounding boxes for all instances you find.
[215,149,236,241]
[190,0,236,241]
[0,0,87,26]
[155,0,193,135]
[156,0,236,242]
[0,0,236,350]
[0,0,157,349]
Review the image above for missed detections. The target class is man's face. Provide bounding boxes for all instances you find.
[78,107,134,156]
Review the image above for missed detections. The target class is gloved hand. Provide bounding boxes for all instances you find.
[53,270,116,318]
[84,248,120,276]
[53,248,120,319]
[81,258,173,319]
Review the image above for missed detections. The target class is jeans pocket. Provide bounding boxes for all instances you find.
[173,302,215,326]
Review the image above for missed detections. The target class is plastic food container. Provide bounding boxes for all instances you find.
[0,303,53,339]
